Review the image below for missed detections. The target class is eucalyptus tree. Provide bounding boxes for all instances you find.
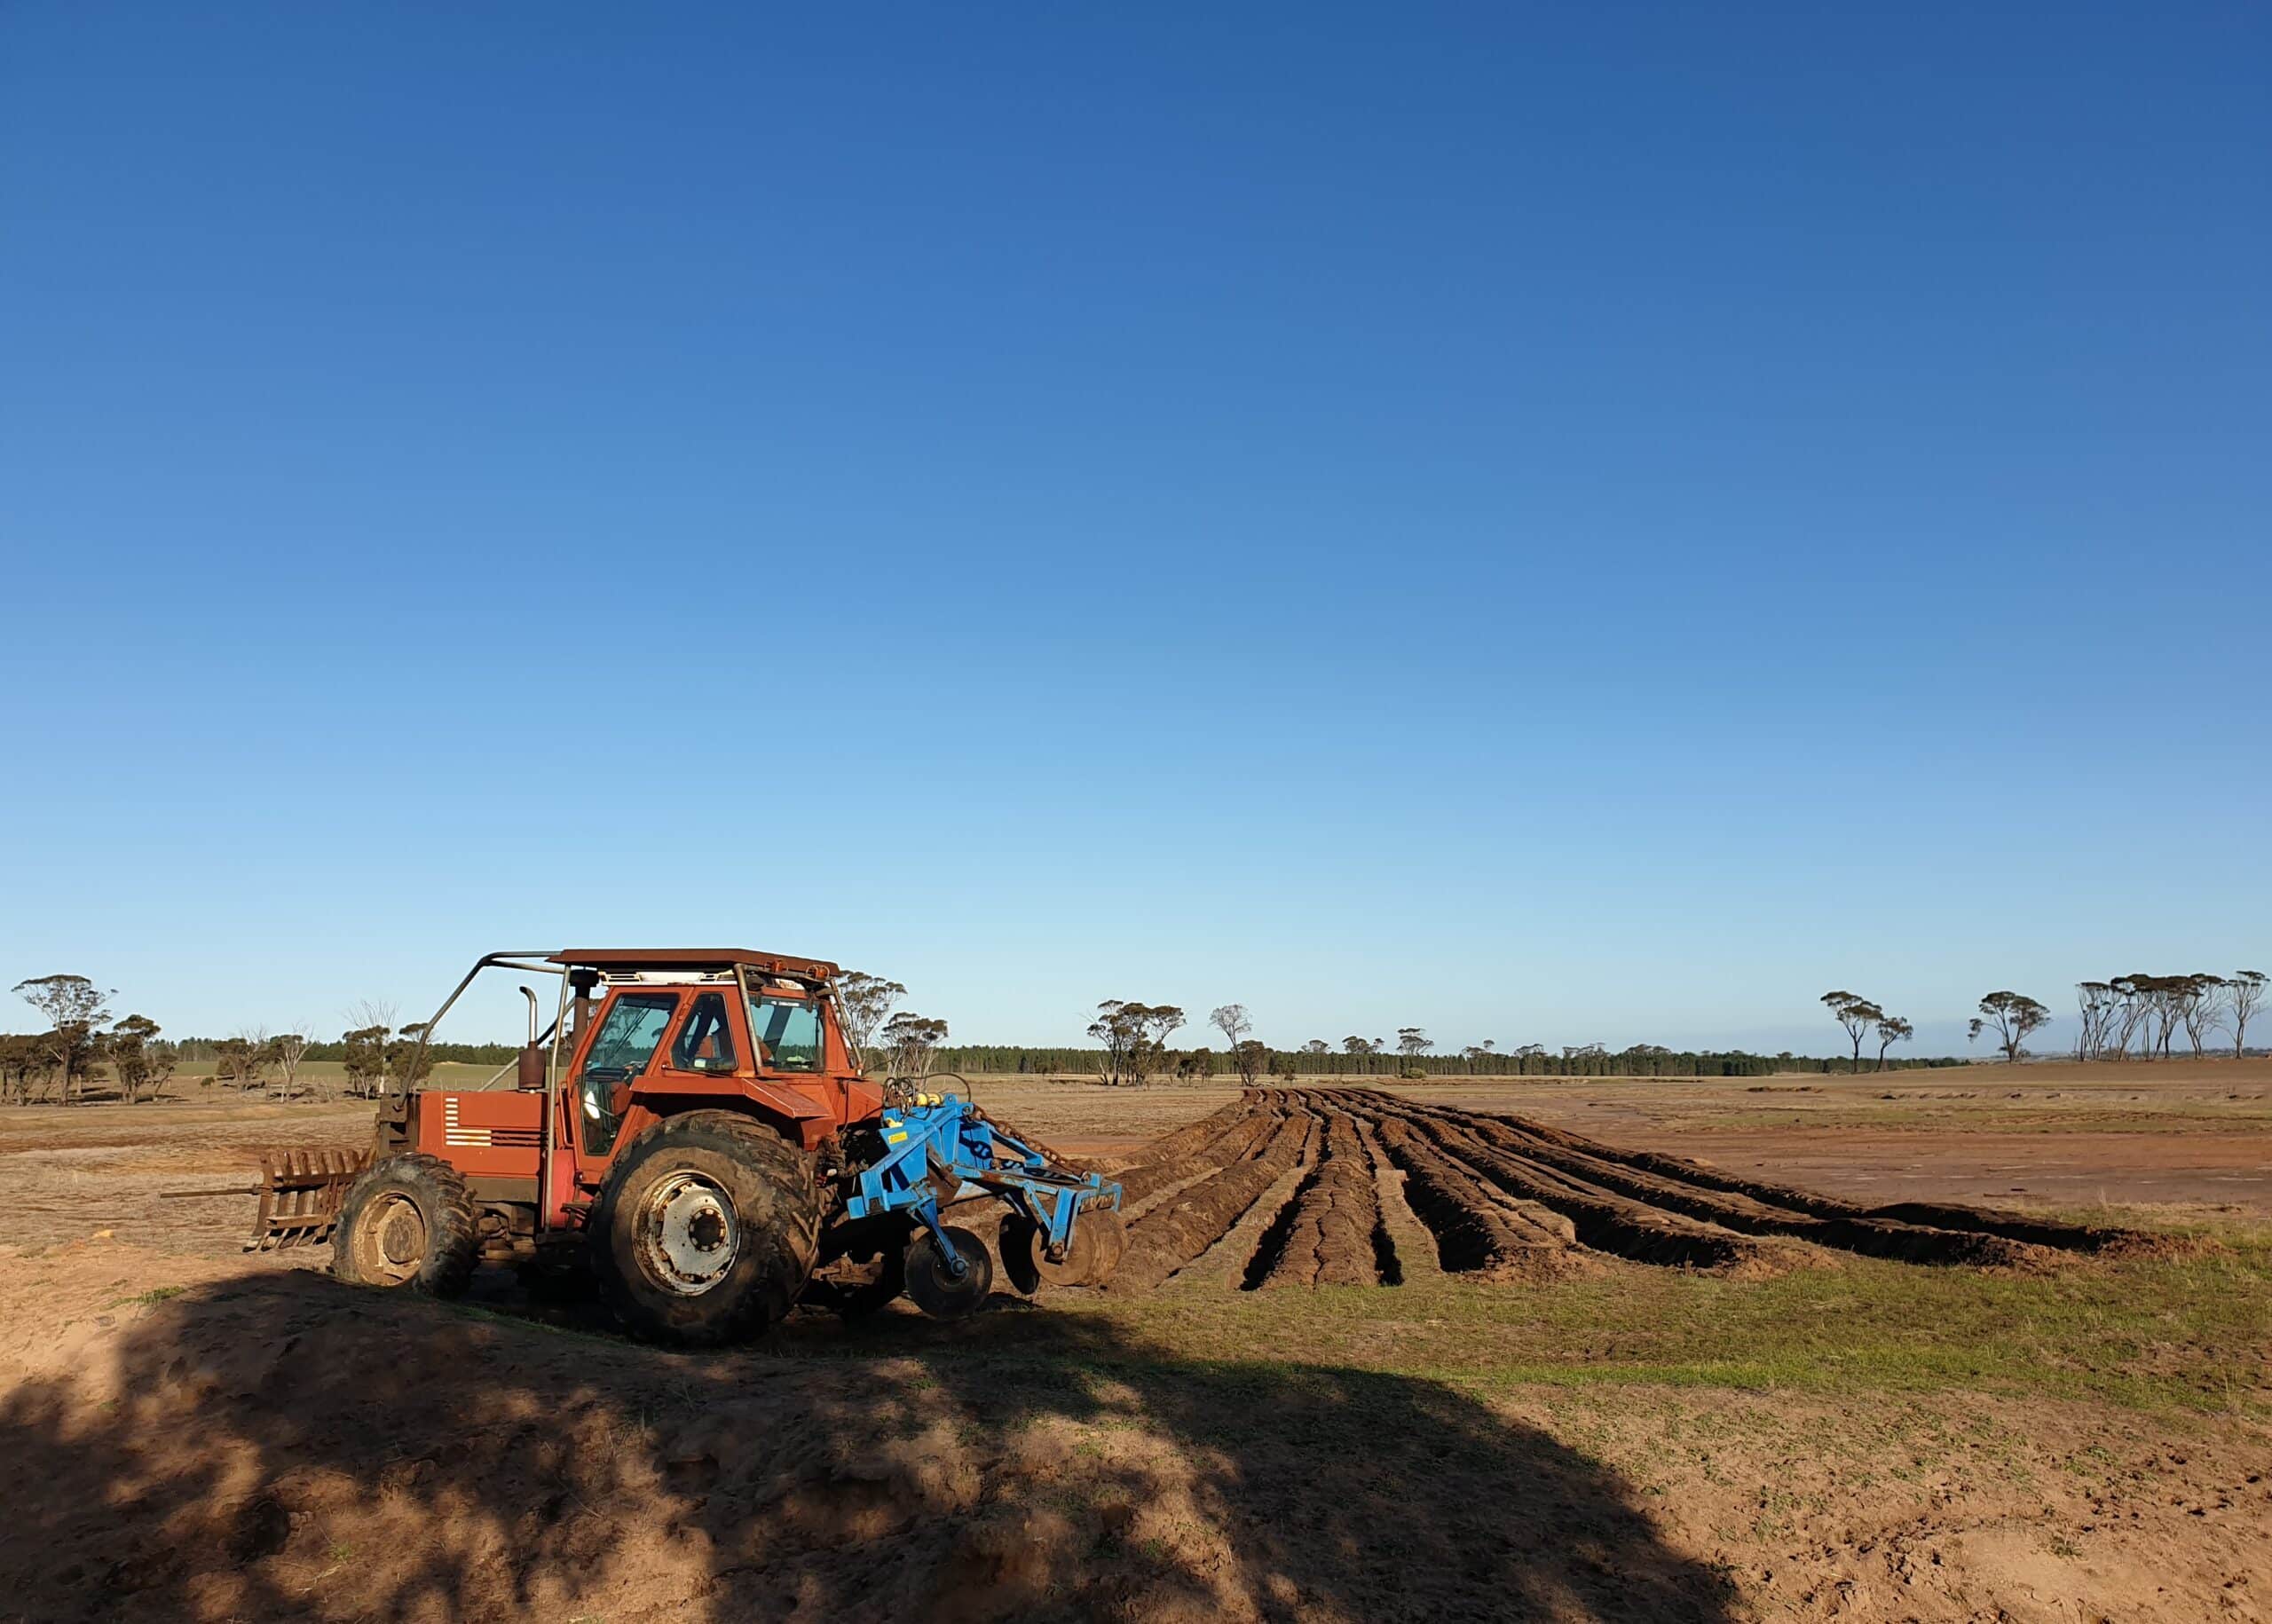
[1089,1001,1187,1086]
[110,1014,174,1104]
[1968,991,2049,1064]
[2228,972,2268,1058]
[1820,990,1886,1074]
[881,1012,949,1078]
[835,971,906,1058]
[1211,1005,1259,1082]
[12,974,114,1105]
[1873,1015,1913,1071]
[2074,981,2120,1060]
[2174,974,2229,1058]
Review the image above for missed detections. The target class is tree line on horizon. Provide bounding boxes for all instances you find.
[844,980,1963,1085]
[2071,973,2265,1061]
[1826,972,2265,1069]
[6,963,2260,1106]
[2,974,458,1106]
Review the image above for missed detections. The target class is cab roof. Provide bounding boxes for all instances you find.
[548,949,840,981]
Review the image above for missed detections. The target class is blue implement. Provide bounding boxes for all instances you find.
[843,1092,1122,1280]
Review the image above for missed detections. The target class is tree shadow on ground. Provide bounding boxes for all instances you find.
[0,1271,1736,1622]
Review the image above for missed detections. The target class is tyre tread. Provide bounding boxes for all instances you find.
[332,1151,479,1297]
[589,1109,824,1345]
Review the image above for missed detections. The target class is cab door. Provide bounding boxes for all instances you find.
[565,989,682,1167]
[652,989,748,1083]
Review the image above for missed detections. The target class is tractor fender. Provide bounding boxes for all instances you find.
[632,1081,832,1152]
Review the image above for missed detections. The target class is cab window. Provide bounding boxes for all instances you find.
[670,992,739,1073]
[577,992,678,1155]
[746,992,822,1072]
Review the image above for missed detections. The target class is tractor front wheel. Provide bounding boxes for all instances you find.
[332,1154,478,1297]
[590,1111,823,1346]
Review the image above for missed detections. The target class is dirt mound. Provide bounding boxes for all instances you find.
[1487,1109,2158,1257]
[1113,1097,1278,1211]
[1370,1113,1595,1281]
[1107,1110,1313,1293]
[1251,1110,1384,1288]
[1088,1087,2170,1293]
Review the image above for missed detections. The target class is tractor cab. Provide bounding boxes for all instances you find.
[549,949,886,1175]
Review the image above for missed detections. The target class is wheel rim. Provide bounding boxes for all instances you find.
[357,1192,428,1286]
[640,1172,739,1296]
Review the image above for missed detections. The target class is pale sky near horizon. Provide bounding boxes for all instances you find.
[2,4,2266,1055]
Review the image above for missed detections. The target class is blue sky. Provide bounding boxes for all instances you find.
[3,3,2266,1054]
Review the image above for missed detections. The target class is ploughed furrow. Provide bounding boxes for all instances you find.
[1125,1092,1266,1170]
[1365,1114,1590,1281]
[1100,1088,2164,1291]
[1439,1107,2048,1270]
[1858,1201,2161,1257]
[1353,1116,1417,1285]
[1462,1108,2144,1257]
[1253,1108,1385,1289]
[1104,1109,1313,1293]
[1236,1113,1329,1289]
[1361,1096,1810,1273]
[1114,1098,1275,1209]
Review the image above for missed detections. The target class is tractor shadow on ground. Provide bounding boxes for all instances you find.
[0,1269,1737,1623]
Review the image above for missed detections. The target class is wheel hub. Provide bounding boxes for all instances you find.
[643,1173,739,1296]
[358,1192,429,1284]
[379,1205,425,1264]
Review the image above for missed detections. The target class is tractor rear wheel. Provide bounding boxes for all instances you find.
[590,1110,823,1346]
[332,1153,478,1297]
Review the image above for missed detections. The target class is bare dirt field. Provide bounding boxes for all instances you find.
[2,1062,2267,1623]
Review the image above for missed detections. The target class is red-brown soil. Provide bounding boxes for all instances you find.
[1090,1088,2163,1293]
[1409,1060,2272,1217]
[1108,1108,1314,1293]
[1252,1110,1385,1288]
[1,1072,2264,1622]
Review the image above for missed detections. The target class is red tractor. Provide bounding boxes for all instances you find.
[293,949,1122,1344]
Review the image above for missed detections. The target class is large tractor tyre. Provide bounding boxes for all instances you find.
[332,1153,479,1297]
[589,1110,824,1347]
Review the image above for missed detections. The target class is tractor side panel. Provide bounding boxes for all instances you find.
[840,1077,884,1126]
[415,1091,546,1179]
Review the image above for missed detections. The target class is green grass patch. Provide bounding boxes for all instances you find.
[108,1284,186,1310]
[968,1236,2272,1415]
